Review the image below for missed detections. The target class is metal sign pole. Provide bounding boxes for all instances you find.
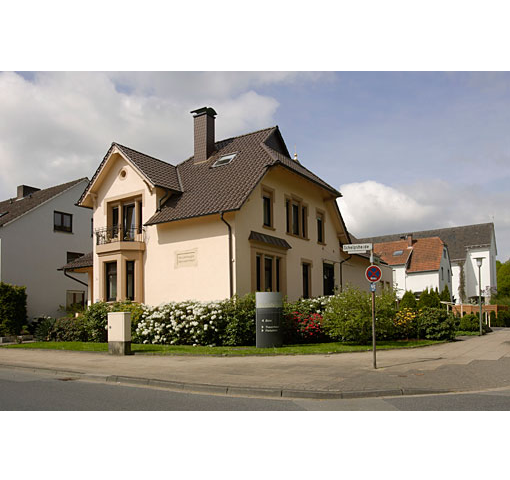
[370,248,377,370]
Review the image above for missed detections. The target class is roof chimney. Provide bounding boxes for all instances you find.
[191,107,217,164]
[407,234,413,247]
[17,185,40,199]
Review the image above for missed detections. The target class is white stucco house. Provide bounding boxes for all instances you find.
[361,234,452,299]
[0,179,92,318]
[359,223,497,304]
[63,107,392,306]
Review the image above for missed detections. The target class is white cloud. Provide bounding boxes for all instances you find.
[338,179,510,261]
[0,72,323,198]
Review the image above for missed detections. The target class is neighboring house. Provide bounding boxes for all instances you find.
[358,223,497,304]
[74,107,391,305]
[369,235,452,299]
[0,179,92,318]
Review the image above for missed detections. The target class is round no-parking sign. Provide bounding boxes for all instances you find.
[365,265,382,283]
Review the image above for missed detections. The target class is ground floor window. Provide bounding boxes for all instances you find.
[126,260,135,301]
[66,290,85,309]
[256,253,281,292]
[323,262,335,296]
[302,262,311,298]
[105,261,117,302]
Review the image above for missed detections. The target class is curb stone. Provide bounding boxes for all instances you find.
[0,362,459,400]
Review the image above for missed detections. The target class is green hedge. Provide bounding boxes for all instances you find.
[0,282,27,336]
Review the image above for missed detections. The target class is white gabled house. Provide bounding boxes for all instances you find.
[359,223,497,304]
[0,179,92,318]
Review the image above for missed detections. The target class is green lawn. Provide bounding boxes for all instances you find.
[1,339,444,356]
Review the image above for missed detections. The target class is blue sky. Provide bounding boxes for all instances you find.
[1,71,509,260]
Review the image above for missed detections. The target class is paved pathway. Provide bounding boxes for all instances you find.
[1,329,510,399]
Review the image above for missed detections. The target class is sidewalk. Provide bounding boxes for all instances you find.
[1,329,510,400]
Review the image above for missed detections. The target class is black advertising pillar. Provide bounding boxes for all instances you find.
[256,292,283,348]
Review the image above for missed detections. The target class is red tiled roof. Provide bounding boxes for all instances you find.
[374,240,412,266]
[374,236,446,273]
[407,237,445,273]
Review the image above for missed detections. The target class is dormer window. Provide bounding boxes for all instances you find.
[212,153,236,167]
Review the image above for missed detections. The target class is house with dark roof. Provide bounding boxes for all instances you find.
[0,178,92,318]
[358,223,497,304]
[370,235,452,299]
[76,107,391,304]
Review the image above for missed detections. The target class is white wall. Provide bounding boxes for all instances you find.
[406,271,439,294]
[451,263,462,303]
[392,265,407,298]
[465,248,492,301]
[0,180,92,318]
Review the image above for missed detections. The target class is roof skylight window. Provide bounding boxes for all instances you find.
[0,212,6,218]
[212,153,236,167]
[393,250,404,256]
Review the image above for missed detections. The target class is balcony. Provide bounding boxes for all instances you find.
[95,226,146,254]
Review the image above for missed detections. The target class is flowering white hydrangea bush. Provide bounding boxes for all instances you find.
[133,300,227,346]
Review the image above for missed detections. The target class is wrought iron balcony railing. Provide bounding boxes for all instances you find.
[95,226,145,245]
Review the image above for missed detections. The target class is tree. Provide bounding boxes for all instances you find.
[458,264,467,304]
[418,287,440,309]
[440,285,451,302]
[400,290,417,310]
[496,260,510,298]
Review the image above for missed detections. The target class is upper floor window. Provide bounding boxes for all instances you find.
[286,197,308,239]
[317,211,325,244]
[54,211,72,233]
[443,249,446,258]
[262,187,274,228]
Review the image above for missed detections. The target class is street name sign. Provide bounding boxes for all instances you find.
[342,243,372,254]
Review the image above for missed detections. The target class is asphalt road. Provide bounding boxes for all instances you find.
[2,366,510,410]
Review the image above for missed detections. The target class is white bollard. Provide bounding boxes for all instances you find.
[107,312,132,355]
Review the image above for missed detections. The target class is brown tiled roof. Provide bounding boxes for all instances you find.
[115,143,182,192]
[374,240,413,266]
[146,126,341,225]
[0,178,88,228]
[407,237,445,273]
[358,223,495,262]
[249,231,292,250]
[77,143,181,206]
[60,252,93,270]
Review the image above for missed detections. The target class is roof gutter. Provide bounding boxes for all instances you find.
[220,212,234,298]
[62,269,88,288]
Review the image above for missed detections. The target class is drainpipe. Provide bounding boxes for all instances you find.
[339,255,352,292]
[220,212,233,298]
[63,269,88,288]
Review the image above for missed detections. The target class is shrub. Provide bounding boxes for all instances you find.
[417,307,456,340]
[82,301,110,342]
[497,310,510,327]
[393,308,418,339]
[51,317,88,342]
[322,286,396,344]
[458,313,491,333]
[220,294,256,346]
[34,317,56,341]
[284,311,326,344]
[399,291,417,310]
[0,282,27,336]
[134,300,227,346]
